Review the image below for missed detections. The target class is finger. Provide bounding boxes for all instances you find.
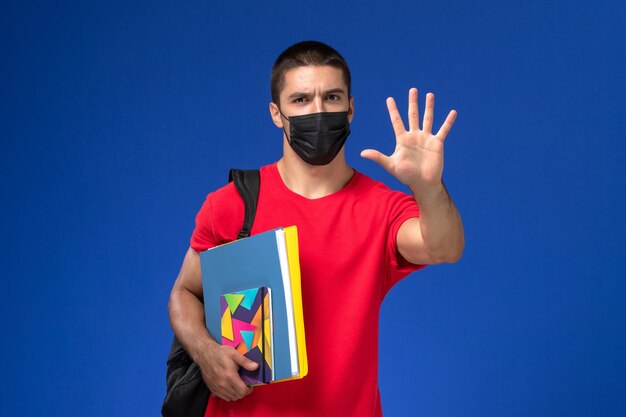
[436,110,457,141]
[231,375,253,399]
[231,350,259,371]
[386,97,406,137]
[220,392,235,402]
[214,350,255,399]
[213,393,228,402]
[213,383,236,402]
[408,88,419,131]
[216,370,252,401]
[422,92,434,134]
[229,353,258,397]
[360,149,392,172]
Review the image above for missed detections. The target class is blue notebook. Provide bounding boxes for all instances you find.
[200,228,297,381]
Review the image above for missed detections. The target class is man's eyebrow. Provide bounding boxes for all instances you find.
[323,88,346,95]
[287,92,309,99]
[287,88,347,99]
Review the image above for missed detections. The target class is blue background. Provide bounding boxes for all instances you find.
[2,0,625,416]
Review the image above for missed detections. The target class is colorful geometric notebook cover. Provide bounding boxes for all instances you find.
[220,287,273,385]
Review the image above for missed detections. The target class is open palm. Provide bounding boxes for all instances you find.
[361,88,457,189]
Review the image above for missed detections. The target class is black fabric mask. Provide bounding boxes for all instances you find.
[280,110,351,166]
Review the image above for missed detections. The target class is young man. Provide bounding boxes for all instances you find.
[168,41,464,416]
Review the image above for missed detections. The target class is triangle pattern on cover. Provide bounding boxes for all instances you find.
[224,293,245,313]
[239,288,259,310]
[221,307,234,341]
[241,330,255,351]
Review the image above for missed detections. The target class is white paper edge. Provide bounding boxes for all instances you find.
[275,228,299,376]
[267,287,275,381]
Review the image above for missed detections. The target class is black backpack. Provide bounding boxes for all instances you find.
[161,169,261,417]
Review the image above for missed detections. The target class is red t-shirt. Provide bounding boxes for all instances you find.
[191,163,424,417]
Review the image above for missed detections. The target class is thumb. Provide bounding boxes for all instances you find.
[360,149,391,170]
[231,351,259,371]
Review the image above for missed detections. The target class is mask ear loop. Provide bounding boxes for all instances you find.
[277,107,292,144]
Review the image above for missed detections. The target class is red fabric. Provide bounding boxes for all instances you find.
[191,163,425,417]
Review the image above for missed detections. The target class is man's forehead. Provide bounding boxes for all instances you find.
[281,65,348,94]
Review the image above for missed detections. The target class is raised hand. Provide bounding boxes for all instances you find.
[361,88,457,191]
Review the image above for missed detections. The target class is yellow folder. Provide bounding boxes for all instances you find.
[282,225,308,380]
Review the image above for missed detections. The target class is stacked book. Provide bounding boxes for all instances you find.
[200,226,308,386]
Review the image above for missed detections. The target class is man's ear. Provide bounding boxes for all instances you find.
[348,96,355,123]
[269,102,284,128]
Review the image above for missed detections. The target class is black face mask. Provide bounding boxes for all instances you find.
[280,110,351,166]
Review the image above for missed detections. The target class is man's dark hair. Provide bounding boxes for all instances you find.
[271,41,351,105]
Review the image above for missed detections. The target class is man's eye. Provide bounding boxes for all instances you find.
[294,97,306,103]
[327,94,339,101]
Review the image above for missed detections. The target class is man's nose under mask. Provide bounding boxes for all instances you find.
[280,110,351,166]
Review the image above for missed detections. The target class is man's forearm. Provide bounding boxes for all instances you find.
[410,181,464,263]
[168,287,219,363]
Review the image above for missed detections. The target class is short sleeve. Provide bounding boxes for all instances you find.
[383,192,427,296]
[190,193,218,252]
[189,182,245,252]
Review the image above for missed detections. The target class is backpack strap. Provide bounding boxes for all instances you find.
[228,169,260,239]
